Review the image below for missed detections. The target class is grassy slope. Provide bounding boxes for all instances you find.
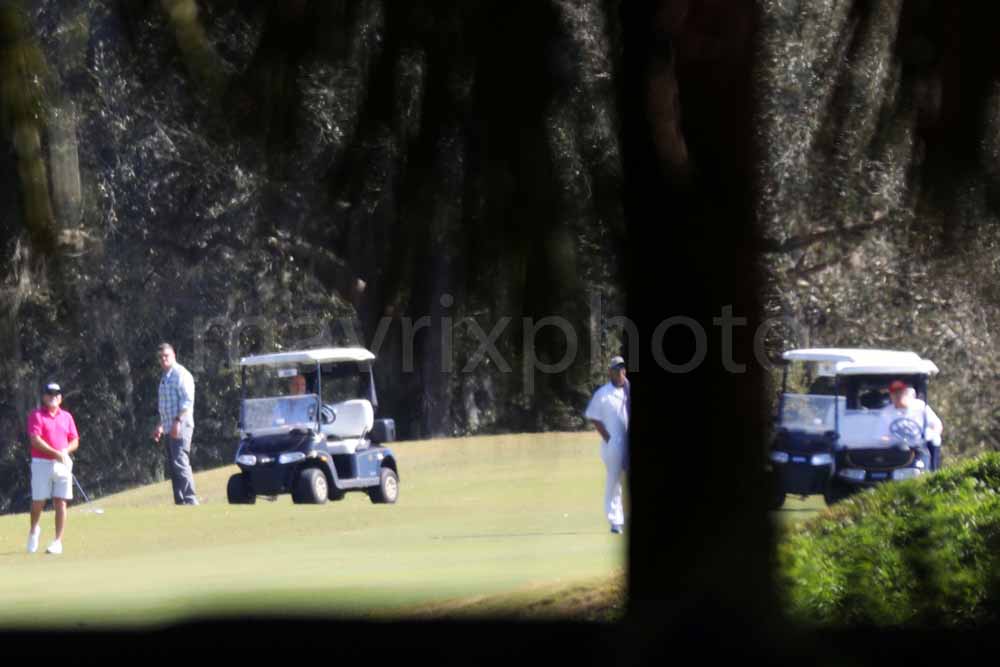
[405,571,626,622]
[0,432,626,627]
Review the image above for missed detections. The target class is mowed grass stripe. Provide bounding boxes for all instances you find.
[0,432,625,626]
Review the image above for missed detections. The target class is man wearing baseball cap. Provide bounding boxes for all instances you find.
[883,380,944,471]
[585,355,630,534]
[26,382,80,554]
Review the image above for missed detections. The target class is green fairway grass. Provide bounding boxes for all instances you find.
[0,432,626,627]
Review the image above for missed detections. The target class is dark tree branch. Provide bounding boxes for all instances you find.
[760,221,878,254]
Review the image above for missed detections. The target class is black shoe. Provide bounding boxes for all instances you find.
[611,524,624,534]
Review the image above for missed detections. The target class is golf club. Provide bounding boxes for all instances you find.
[72,475,105,514]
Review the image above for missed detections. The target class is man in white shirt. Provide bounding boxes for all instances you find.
[585,356,629,534]
[881,380,944,470]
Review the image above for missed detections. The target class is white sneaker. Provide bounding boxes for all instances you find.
[45,540,63,555]
[27,528,40,554]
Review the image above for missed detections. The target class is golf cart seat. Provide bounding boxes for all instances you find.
[321,399,374,454]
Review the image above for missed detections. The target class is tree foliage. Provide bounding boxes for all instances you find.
[780,453,1000,627]
[756,0,1000,461]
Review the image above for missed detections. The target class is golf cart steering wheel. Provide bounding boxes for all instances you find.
[889,417,922,445]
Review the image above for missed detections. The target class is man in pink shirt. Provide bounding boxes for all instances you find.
[26,383,80,555]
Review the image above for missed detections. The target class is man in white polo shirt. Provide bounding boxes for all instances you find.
[882,380,944,471]
[26,382,80,555]
[585,356,630,534]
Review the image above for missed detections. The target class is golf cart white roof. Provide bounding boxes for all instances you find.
[782,348,939,376]
[240,347,376,367]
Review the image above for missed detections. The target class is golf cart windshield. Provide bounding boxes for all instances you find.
[241,364,320,435]
[780,394,843,433]
[778,357,842,433]
[243,364,316,398]
[241,395,319,434]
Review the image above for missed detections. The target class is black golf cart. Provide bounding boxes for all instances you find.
[767,348,939,508]
[227,347,399,505]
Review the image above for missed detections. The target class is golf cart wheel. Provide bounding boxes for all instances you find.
[368,467,399,504]
[823,480,853,506]
[227,474,256,505]
[770,490,786,511]
[766,470,785,510]
[292,468,329,504]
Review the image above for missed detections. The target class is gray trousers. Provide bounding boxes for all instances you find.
[166,425,197,505]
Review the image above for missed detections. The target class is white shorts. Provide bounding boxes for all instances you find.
[31,458,73,501]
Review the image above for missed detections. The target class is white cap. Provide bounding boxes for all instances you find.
[609,356,626,370]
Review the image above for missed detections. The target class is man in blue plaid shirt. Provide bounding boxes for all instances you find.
[153,342,199,505]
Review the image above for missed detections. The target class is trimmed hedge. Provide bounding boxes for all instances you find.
[778,453,1000,627]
